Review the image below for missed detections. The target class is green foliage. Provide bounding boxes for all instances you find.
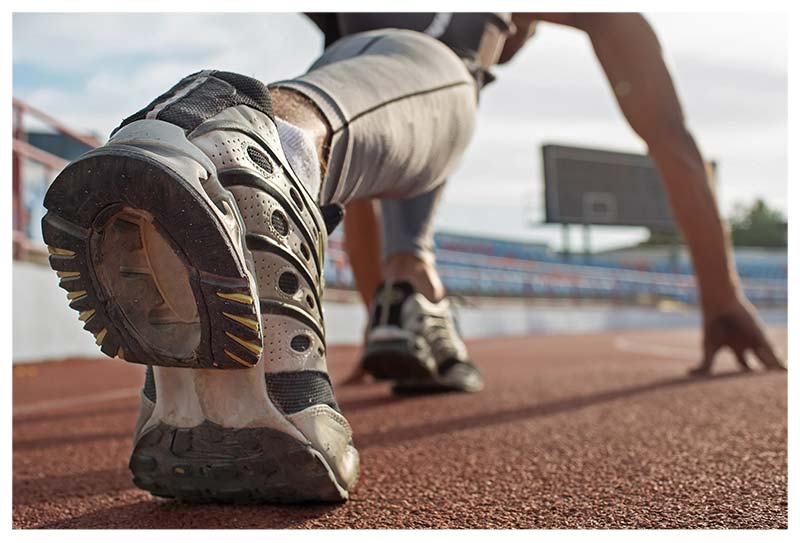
[639,198,786,248]
[729,199,787,248]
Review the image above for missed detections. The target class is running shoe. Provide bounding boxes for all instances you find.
[362,281,484,393]
[46,70,358,503]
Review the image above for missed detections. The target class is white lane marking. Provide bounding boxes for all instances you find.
[13,387,140,416]
[613,335,698,361]
[614,333,787,362]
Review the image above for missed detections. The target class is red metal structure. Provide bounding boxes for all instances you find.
[11,98,101,260]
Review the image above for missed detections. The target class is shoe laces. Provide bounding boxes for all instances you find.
[416,305,464,363]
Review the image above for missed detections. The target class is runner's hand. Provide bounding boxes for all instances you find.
[690,296,786,375]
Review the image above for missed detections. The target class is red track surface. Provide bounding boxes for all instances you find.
[13,327,787,529]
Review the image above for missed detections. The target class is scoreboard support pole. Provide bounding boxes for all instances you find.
[669,235,680,274]
[582,224,592,264]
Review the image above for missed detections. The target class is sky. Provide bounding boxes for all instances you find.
[12,12,788,251]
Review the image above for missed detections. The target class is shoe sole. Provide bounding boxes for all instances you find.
[362,338,437,381]
[392,364,485,395]
[130,420,348,503]
[364,340,484,394]
[42,124,262,369]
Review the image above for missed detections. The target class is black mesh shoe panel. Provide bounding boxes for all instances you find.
[112,70,203,136]
[157,76,241,131]
[271,210,290,236]
[247,146,274,174]
[265,371,340,414]
[214,71,274,119]
[143,365,157,402]
[114,70,274,135]
[158,73,275,132]
[370,281,416,328]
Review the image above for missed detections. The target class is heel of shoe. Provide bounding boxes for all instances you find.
[43,133,261,369]
[130,366,350,503]
[130,421,349,503]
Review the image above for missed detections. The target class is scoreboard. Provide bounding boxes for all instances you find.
[542,144,715,230]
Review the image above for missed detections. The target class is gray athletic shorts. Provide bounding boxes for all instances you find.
[272,29,477,261]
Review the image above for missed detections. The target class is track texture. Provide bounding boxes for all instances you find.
[13,327,787,529]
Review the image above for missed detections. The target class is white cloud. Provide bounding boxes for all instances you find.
[13,13,321,73]
[15,13,323,136]
[646,13,787,74]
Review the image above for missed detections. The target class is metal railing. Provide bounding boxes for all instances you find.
[12,97,101,260]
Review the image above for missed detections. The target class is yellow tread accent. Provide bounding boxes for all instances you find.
[78,309,96,322]
[216,291,254,305]
[222,312,260,331]
[48,246,75,257]
[67,290,87,300]
[224,332,262,356]
[57,271,81,279]
[95,328,107,346]
[224,349,255,368]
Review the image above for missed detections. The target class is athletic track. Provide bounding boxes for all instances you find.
[13,326,787,528]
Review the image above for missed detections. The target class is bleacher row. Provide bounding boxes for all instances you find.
[323,231,787,306]
[432,232,787,281]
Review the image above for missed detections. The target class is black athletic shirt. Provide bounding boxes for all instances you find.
[305,13,511,88]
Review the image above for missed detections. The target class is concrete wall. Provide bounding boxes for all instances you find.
[13,261,103,362]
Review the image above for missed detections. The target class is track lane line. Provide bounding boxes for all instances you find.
[614,332,787,362]
[613,335,698,360]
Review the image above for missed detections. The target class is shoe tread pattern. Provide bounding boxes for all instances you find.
[130,421,347,503]
[42,150,261,369]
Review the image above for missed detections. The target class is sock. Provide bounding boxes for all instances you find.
[275,117,321,199]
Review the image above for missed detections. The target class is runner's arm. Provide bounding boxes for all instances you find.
[521,12,784,371]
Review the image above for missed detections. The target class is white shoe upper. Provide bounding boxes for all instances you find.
[368,283,470,367]
[406,294,469,365]
[135,101,359,491]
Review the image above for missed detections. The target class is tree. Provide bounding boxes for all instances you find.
[640,228,682,246]
[638,198,785,248]
[729,199,787,248]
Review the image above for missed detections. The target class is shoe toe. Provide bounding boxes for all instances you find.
[287,404,360,491]
[442,361,484,392]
